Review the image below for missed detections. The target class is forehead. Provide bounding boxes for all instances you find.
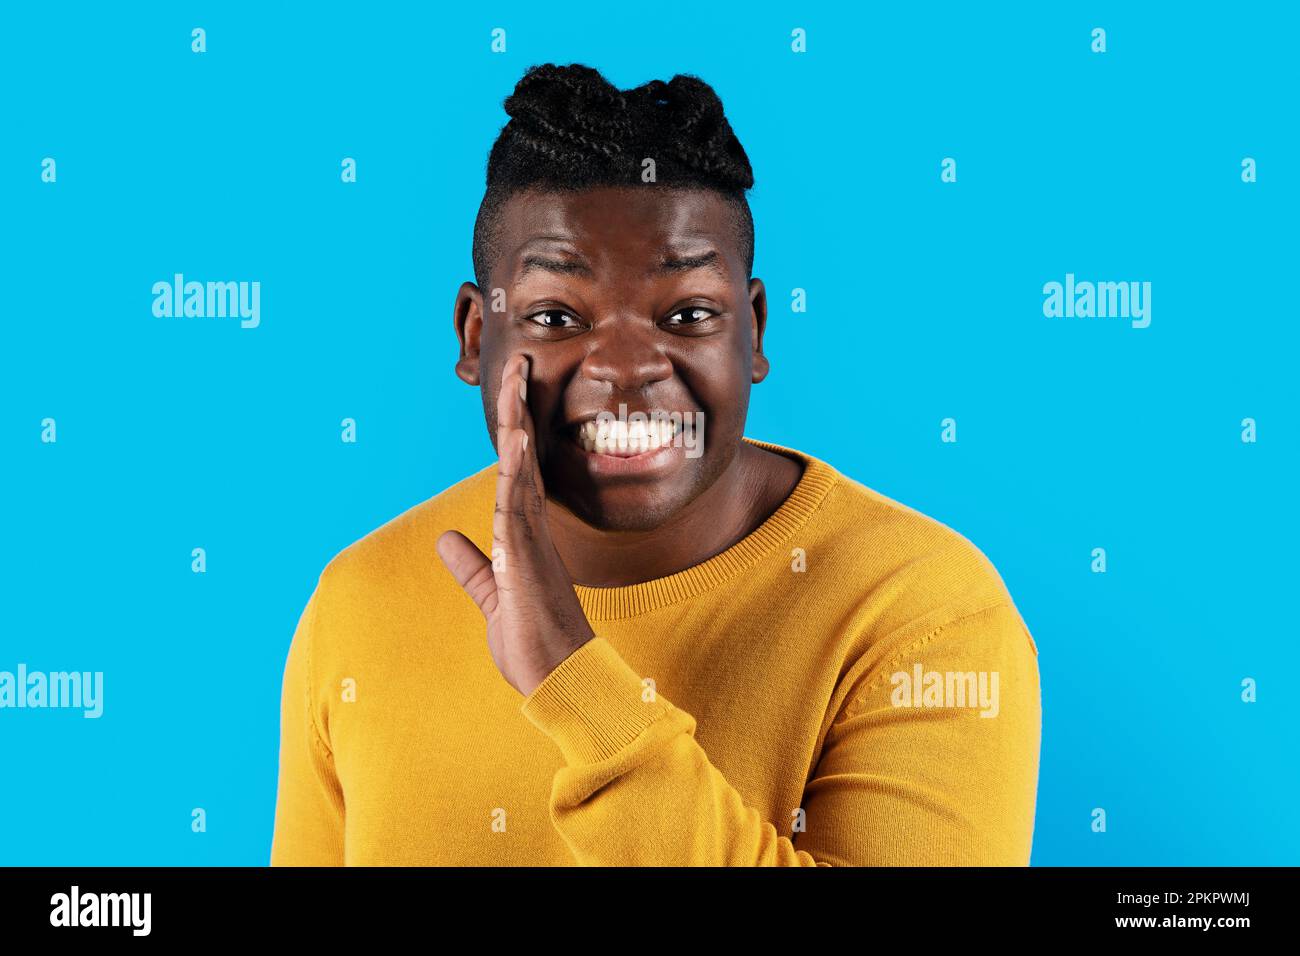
[497,186,741,275]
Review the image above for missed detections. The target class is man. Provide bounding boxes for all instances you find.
[271,63,1041,866]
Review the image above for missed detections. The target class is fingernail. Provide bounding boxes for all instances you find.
[518,377,527,402]
[521,431,529,452]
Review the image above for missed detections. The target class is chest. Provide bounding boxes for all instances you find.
[323,607,841,864]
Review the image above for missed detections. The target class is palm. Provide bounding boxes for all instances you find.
[436,354,594,696]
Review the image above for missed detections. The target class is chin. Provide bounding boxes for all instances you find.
[541,414,716,532]
[550,487,686,533]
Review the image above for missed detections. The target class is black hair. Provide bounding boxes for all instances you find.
[472,63,755,289]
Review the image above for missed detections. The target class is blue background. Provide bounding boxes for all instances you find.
[2,2,1295,865]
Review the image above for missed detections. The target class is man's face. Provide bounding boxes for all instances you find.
[455,186,770,532]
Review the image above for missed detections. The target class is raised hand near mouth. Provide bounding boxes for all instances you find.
[436,354,596,697]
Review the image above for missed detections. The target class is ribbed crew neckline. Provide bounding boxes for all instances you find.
[570,436,840,621]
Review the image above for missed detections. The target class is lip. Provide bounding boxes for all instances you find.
[561,408,694,430]
[568,434,688,479]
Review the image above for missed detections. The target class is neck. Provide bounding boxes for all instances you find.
[545,441,803,588]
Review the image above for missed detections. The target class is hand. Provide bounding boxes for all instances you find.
[436,354,595,697]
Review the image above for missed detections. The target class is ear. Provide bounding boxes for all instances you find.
[454,281,484,386]
[748,277,771,383]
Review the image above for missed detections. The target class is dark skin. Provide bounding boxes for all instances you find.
[436,185,802,695]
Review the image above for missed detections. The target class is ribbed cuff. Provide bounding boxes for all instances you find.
[520,637,674,765]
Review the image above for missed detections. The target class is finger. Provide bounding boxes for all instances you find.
[496,353,531,436]
[499,355,541,467]
[493,426,539,580]
[436,529,499,618]
[495,353,544,504]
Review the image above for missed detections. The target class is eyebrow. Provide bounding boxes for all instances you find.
[518,254,594,280]
[655,250,728,280]
[515,248,728,282]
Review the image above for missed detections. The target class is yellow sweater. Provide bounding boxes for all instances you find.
[271,437,1041,866]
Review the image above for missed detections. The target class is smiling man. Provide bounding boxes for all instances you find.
[271,63,1042,867]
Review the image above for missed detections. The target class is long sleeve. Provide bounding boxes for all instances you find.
[270,585,347,866]
[520,602,1041,866]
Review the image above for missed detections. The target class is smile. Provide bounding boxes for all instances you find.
[572,417,684,457]
[564,410,704,479]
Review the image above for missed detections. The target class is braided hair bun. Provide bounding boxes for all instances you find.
[494,63,754,191]
[473,63,756,285]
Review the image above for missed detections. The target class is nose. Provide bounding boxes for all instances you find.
[579,318,673,393]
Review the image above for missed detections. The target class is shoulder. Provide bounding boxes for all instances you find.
[831,470,1015,616]
[313,462,497,605]
[754,438,1028,642]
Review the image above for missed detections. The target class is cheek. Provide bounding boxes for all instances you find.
[515,357,570,421]
[481,386,500,435]
[677,351,750,425]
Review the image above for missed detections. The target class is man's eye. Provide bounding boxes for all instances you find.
[526,309,580,329]
[665,307,715,326]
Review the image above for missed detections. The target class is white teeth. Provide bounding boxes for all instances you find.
[574,416,681,455]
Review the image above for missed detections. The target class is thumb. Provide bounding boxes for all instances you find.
[436,530,499,618]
